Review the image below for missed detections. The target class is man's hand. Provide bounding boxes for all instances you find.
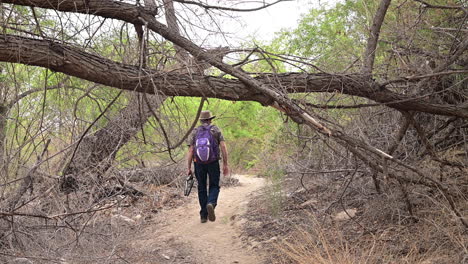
[223,164,229,176]
[187,168,192,176]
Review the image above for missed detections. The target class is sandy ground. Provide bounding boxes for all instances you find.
[129,175,265,264]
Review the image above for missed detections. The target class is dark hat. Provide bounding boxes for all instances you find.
[199,110,216,120]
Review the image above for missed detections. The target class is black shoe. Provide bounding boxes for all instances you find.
[207,203,216,222]
[201,217,207,223]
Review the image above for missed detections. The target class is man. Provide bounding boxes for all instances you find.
[187,110,229,223]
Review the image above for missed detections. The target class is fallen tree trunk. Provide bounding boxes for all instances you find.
[0,35,466,118]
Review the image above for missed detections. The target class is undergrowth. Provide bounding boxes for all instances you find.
[243,149,467,264]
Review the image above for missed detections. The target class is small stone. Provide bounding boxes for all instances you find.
[333,208,357,221]
[249,241,261,250]
[162,254,170,260]
[300,199,318,208]
[134,214,142,220]
[112,214,136,224]
[267,236,278,243]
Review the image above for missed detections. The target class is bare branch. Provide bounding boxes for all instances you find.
[381,70,468,86]
[414,0,468,10]
[173,0,291,12]
[6,77,72,108]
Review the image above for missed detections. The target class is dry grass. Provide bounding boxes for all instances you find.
[273,212,467,264]
[241,156,468,264]
[275,223,363,264]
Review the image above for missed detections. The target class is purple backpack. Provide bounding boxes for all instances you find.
[194,125,219,164]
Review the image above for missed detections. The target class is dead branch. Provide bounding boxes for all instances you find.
[387,113,411,155]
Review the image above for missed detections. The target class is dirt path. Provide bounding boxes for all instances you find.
[130,175,265,264]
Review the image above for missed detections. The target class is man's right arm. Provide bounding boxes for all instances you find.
[186,129,196,175]
[187,145,194,175]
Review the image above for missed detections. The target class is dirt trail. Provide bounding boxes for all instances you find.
[131,175,265,264]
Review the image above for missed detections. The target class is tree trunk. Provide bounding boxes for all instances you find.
[0,104,6,175]
[60,93,164,193]
[60,0,183,193]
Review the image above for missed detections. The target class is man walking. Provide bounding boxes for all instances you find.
[187,110,229,223]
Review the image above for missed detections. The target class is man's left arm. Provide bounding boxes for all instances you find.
[220,141,229,176]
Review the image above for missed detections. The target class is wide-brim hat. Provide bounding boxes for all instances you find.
[199,110,216,120]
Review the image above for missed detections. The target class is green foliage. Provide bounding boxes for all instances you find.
[146,97,285,170]
[271,1,372,72]
[269,0,466,77]
[213,100,282,169]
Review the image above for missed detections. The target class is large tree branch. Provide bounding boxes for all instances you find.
[0,34,272,103]
[362,0,392,75]
[0,35,467,118]
[2,0,146,24]
[163,0,189,61]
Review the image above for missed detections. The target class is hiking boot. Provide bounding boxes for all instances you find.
[207,203,216,222]
[201,217,207,223]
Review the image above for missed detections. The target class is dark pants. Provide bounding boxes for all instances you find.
[194,161,220,218]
